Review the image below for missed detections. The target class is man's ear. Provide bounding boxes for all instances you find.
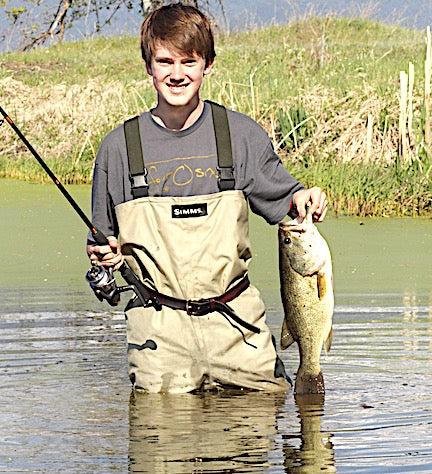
[203,60,214,76]
[146,62,153,76]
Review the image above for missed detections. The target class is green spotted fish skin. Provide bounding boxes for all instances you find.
[278,212,334,395]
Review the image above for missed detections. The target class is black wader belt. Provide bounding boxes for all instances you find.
[124,101,235,197]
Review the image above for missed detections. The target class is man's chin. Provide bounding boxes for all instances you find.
[165,95,198,108]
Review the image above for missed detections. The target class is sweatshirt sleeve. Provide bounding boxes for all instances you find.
[87,138,119,244]
[230,110,305,225]
[246,141,305,224]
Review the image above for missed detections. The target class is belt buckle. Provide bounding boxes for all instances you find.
[186,299,212,316]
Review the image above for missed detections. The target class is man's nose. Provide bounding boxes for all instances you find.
[170,62,184,80]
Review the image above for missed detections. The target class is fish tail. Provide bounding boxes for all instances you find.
[294,369,325,395]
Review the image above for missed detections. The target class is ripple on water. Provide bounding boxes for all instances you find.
[0,299,431,472]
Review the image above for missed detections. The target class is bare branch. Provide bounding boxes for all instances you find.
[20,0,71,50]
[4,0,225,52]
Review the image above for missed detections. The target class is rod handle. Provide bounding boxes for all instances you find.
[91,229,120,261]
[91,228,110,246]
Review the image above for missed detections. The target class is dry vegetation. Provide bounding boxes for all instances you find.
[0,74,153,181]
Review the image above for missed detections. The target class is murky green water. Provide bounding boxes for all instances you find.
[1,179,432,472]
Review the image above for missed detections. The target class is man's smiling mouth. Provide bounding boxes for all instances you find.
[167,83,189,89]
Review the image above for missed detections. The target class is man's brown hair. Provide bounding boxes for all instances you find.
[140,3,216,68]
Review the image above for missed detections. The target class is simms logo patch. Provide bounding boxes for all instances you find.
[172,203,208,218]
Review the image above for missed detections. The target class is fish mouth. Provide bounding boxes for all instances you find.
[279,221,308,234]
[279,222,309,242]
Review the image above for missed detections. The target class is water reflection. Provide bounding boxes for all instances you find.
[282,394,335,473]
[129,390,283,472]
[128,390,336,473]
[0,292,430,471]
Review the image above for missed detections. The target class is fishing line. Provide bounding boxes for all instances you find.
[0,105,108,246]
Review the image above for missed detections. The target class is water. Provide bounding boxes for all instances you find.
[1,179,432,472]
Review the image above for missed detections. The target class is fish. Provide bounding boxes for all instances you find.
[278,210,334,395]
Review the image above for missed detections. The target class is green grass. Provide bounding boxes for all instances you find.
[291,159,432,217]
[1,16,432,216]
[0,36,144,86]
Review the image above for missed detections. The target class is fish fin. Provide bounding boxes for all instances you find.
[280,318,295,350]
[324,326,333,354]
[317,273,327,300]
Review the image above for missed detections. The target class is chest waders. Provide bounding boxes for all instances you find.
[116,101,291,393]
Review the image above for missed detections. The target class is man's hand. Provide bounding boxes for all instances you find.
[87,235,123,270]
[292,187,328,222]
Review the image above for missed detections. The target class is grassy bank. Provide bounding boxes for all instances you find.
[1,16,432,216]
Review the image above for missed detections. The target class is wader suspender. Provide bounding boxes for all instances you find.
[124,115,148,199]
[207,100,235,191]
[123,101,235,198]
[122,102,260,346]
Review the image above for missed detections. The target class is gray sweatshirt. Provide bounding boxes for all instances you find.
[89,102,304,241]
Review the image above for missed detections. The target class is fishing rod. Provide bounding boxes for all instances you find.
[0,105,155,307]
[0,105,107,245]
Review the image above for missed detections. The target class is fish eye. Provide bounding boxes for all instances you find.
[284,237,291,245]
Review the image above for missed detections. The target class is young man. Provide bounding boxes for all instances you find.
[87,3,327,393]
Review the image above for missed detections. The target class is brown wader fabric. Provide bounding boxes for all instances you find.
[115,190,291,393]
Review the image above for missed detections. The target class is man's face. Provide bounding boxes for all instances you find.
[146,42,213,109]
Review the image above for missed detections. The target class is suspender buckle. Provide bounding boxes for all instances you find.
[129,169,149,198]
[129,169,148,189]
[217,166,235,191]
